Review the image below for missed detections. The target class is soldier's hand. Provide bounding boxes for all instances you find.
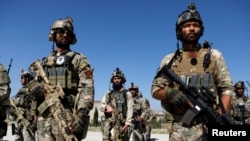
[28,80,46,99]
[122,124,129,133]
[166,88,191,106]
[105,105,113,114]
[136,116,143,122]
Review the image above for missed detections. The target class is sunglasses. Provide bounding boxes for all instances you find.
[56,29,73,36]
[21,76,26,79]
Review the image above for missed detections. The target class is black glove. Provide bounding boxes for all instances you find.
[28,80,45,99]
[166,88,189,106]
[71,110,90,140]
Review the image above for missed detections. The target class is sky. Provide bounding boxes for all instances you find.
[0,0,250,112]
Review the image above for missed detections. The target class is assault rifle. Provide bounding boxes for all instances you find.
[30,60,78,141]
[9,99,35,140]
[157,64,235,127]
[132,111,145,141]
[111,98,124,141]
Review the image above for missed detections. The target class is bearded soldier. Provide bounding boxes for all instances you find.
[128,82,150,141]
[100,68,133,141]
[27,17,94,141]
[151,2,234,141]
[230,81,250,125]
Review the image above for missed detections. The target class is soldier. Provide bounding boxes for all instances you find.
[0,62,11,139]
[128,82,150,141]
[151,2,234,141]
[10,70,36,141]
[100,67,133,141]
[230,81,250,125]
[27,17,94,141]
[143,99,154,141]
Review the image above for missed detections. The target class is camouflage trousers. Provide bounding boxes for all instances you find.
[169,122,207,141]
[37,116,65,141]
[144,123,151,141]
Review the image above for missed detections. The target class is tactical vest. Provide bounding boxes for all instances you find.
[164,47,219,120]
[231,96,250,123]
[133,96,144,116]
[107,90,128,119]
[171,47,217,95]
[43,51,79,96]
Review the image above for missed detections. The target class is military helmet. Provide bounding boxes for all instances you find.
[48,17,77,44]
[176,2,204,40]
[234,81,245,89]
[110,67,126,83]
[129,82,139,91]
[21,69,34,81]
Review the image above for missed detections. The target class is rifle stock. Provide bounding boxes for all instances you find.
[159,64,235,127]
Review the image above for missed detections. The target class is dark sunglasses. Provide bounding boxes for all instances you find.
[56,29,73,36]
[236,88,244,90]
[21,76,26,79]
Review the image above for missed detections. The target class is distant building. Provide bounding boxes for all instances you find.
[89,101,104,121]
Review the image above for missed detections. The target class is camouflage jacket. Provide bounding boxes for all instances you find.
[32,50,94,113]
[0,63,10,105]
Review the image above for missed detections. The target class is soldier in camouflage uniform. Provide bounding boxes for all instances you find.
[27,17,94,141]
[143,99,154,141]
[128,82,150,141]
[0,62,11,139]
[151,2,234,141]
[230,81,250,125]
[10,70,36,141]
[100,68,133,141]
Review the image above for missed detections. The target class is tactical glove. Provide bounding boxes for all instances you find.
[166,88,189,106]
[28,80,45,99]
[71,109,90,140]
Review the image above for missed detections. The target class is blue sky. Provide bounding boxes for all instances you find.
[0,0,249,111]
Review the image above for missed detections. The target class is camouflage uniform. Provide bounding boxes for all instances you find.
[0,63,11,139]
[11,88,36,141]
[151,3,234,141]
[143,100,154,141]
[230,81,250,125]
[128,83,150,141]
[10,70,36,141]
[100,68,133,141]
[28,17,94,141]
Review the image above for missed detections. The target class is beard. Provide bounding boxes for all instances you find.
[112,83,123,91]
[182,33,200,43]
[56,39,71,48]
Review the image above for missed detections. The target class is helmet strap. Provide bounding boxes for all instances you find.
[52,42,55,51]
